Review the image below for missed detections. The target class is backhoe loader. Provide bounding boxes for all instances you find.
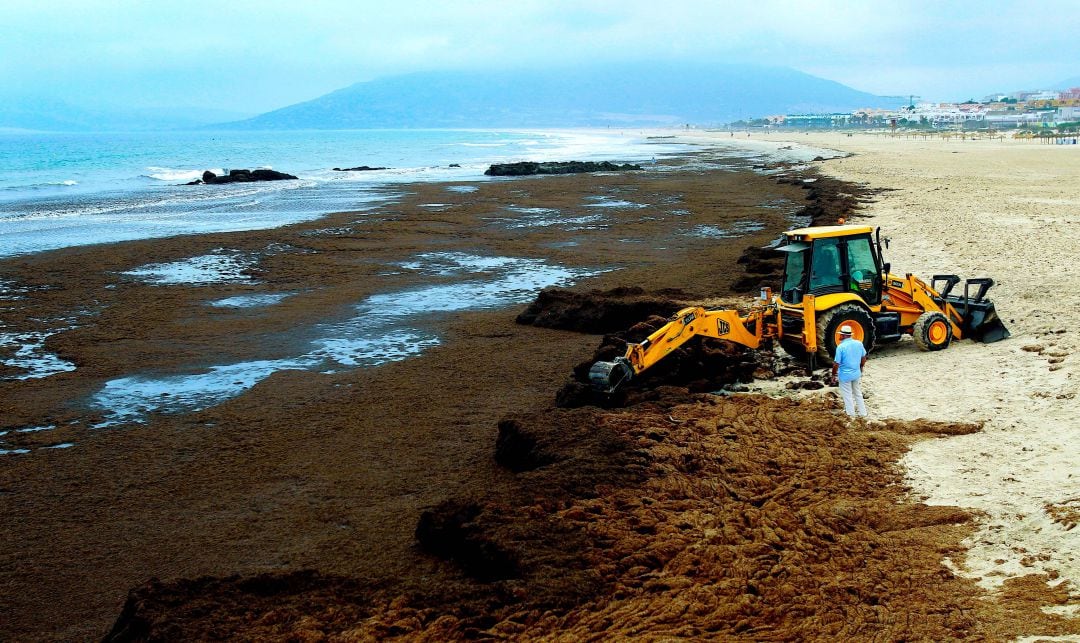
[589,224,1010,392]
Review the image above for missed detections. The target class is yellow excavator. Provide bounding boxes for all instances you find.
[589,224,1010,392]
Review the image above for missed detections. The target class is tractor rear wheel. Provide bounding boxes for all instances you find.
[815,303,876,365]
[913,311,952,351]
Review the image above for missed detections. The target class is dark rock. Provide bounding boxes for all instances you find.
[449,163,461,167]
[192,168,298,185]
[250,169,297,181]
[332,166,388,171]
[484,161,642,177]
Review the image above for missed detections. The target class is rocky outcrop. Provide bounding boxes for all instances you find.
[332,166,388,172]
[187,169,298,185]
[484,161,642,176]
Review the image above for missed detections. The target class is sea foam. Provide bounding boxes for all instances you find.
[144,167,223,182]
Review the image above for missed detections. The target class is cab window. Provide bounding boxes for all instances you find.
[846,237,878,284]
[781,249,807,302]
[846,236,881,303]
[809,237,842,292]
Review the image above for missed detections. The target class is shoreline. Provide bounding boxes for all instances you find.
[0,127,830,259]
[0,128,681,258]
[2,131,1077,639]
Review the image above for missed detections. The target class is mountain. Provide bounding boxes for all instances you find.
[0,95,253,132]
[220,63,906,129]
[1055,76,1080,90]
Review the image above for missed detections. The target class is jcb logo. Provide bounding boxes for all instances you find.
[717,320,730,335]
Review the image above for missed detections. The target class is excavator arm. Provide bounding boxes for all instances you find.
[589,305,773,392]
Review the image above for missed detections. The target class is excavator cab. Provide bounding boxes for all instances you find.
[777,227,883,306]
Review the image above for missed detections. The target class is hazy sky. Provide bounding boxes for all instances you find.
[3,0,1078,114]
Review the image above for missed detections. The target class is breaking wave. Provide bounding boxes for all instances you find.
[144,167,224,182]
[1,180,78,191]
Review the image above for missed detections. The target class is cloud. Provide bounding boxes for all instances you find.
[1,0,1077,111]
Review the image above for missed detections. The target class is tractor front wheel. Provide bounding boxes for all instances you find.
[815,303,876,365]
[913,311,952,351]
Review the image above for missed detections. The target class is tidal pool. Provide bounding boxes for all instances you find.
[0,329,77,380]
[122,250,258,285]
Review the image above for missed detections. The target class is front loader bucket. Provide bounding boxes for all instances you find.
[939,276,1010,343]
[967,302,1010,343]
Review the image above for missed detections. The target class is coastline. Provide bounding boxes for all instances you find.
[1,130,1077,639]
[0,127,830,258]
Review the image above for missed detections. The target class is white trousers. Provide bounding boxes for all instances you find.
[838,378,868,417]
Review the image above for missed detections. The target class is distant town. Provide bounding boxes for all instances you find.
[738,87,1080,133]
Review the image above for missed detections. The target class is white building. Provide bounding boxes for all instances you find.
[1058,106,1080,122]
[985,112,1045,127]
[1012,90,1060,102]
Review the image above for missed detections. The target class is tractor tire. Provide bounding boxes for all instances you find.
[815,303,876,365]
[913,311,952,351]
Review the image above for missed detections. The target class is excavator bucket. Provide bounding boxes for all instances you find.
[589,358,634,393]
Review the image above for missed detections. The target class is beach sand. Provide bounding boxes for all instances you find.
[2,134,1079,640]
[736,130,1080,633]
[782,131,1080,602]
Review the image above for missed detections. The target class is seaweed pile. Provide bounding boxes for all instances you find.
[108,391,1021,641]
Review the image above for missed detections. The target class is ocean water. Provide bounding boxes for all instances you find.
[0,129,690,257]
[0,128,827,436]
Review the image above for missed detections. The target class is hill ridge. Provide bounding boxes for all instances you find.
[220,63,905,129]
